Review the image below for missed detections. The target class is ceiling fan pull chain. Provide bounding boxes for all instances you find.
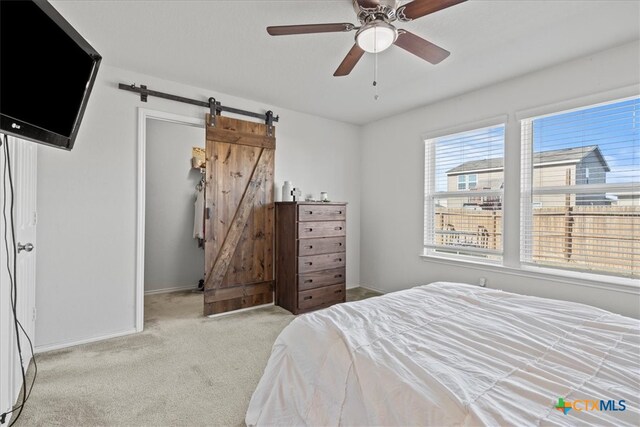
[373,52,379,101]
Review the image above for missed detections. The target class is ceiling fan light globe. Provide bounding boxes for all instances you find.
[356,22,397,53]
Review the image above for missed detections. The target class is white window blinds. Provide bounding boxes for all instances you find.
[424,124,505,259]
[520,97,639,278]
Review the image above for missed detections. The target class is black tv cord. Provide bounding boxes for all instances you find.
[0,134,38,426]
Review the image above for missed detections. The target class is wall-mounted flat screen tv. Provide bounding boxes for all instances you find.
[0,0,101,150]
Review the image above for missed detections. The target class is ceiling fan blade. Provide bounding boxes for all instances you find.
[334,44,365,77]
[398,0,466,21]
[394,30,450,64]
[267,23,355,36]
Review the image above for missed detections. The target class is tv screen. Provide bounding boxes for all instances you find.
[0,0,101,150]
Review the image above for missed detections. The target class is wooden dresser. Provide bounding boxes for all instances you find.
[275,202,347,314]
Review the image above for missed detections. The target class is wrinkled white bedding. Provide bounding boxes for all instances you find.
[246,282,640,426]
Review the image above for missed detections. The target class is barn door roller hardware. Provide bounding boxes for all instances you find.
[118,83,279,128]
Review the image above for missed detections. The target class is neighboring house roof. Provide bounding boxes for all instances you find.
[446,145,610,175]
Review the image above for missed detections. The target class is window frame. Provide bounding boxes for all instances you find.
[519,96,639,279]
[419,90,639,291]
[423,123,506,260]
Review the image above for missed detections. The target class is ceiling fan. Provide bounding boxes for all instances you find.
[267,0,467,77]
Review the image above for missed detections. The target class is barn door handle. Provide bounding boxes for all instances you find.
[17,242,34,253]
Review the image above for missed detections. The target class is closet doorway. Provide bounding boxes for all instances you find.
[136,109,205,331]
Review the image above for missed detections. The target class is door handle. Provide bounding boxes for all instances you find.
[18,242,34,253]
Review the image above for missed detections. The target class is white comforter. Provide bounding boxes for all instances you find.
[246,282,640,426]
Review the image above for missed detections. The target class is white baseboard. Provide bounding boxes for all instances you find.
[144,285,200,295]
[356,284,387,294]
[35,328,137,354]
[207,302,275,318]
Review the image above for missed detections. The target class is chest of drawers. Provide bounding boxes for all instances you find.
[275,202,347,314]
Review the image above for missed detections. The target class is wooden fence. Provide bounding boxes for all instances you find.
[435,209,502,250]
[435,206,639,276]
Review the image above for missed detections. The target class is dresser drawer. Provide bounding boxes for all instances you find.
[298,268,346,291]
[298,284,345,311]
[298,204,346,222]
[298,253,346,274]
[298,236,346,257]
[298,221,345,239]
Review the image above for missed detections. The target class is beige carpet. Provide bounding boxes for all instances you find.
[13,287,380,426]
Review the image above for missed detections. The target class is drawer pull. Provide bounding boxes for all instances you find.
[335,289,343,294]
[334,258,343,262]
[303,296,313,301]
[305,245,313,249]
[305,262,313,266]
[305,210,313,215]
[336,242,343,246]
[304,279,313,283]
[334,226,343,231]
[337,211,343,214]
[334,274,343,278]
[305,228,313,232]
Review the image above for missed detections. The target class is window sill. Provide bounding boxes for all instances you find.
[419,253,639,295]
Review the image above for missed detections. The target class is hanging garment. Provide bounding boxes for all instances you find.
[193,188,205,240]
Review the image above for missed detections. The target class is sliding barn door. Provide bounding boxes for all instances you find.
[203,114,275,315]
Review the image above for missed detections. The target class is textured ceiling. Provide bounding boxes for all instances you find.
[51,0,640,125]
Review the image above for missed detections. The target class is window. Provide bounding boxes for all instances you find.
[424,124,505,259]
[521,97,639,278]
[457,174,478,190]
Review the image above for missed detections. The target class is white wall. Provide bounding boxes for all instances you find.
[144,120,205,293]
[35,64,361,350]
[360,41,640,318]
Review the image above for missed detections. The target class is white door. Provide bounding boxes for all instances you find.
[0,135,37,423]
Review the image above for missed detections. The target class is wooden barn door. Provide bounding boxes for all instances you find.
[203,114,275,315]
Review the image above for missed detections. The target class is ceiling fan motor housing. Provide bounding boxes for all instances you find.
[352,0,401,23]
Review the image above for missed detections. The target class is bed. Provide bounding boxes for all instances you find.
[246,282,640,426]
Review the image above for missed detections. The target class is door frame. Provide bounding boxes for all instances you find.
[135,108,205,332]
[0,135,37,422]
